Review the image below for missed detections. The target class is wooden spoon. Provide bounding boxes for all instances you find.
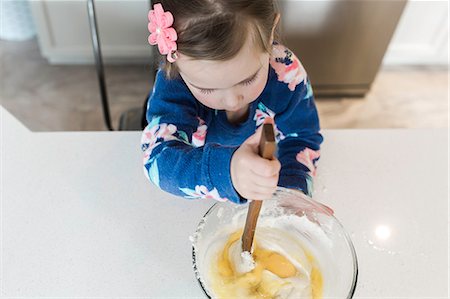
[241,122,276,253]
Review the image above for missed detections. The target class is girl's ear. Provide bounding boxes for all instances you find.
[269,13,281,45]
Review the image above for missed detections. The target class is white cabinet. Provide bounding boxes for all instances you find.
[30,0,153,64]
[383,0,449,66]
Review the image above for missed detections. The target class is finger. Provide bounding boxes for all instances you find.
[250,182,277,194]
[238,182,275,200]
[244,124,264,147]
[251,174,279,189]
[263,117,274,125]
[317,202,334,215]
[248,191,276,201]
[250,158,281,177]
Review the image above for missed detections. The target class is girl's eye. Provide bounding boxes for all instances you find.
[199,89,215,95]
[242,73,258,86]
[197,71,259,94]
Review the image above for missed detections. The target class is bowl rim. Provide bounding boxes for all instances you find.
[191,190,359,298]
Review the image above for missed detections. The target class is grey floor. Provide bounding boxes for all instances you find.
[1,38,448,131]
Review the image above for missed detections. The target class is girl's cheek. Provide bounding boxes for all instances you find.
[255,80,266,95]
[194,92,223,110]
[248,74,268,100]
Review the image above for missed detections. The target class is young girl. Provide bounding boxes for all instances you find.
[141,0,322,204]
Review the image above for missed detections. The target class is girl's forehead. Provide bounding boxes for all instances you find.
[177,38,268,90]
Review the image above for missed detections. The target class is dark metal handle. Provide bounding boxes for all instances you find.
[87,0,113,131]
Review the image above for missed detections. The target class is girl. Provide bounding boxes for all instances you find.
[141,0,322,204]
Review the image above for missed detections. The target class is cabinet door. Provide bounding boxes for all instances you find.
[280,0,406,96]
[383,0,449,66]
[30,0,152,64]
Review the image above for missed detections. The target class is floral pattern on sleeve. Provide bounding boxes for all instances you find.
[296,148,321,177]
[254,102,285,142]
[270,44,307,91]
[141,116,190,186]
[192,117,207,147]
[179,185,228,202]
[145,157,160,187]
[142,118,175,161]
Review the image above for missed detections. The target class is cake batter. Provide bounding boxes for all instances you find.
[208,227,323,298]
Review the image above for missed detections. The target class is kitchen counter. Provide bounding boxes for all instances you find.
[1,106,448,297]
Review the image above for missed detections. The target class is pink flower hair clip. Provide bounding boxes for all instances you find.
[148,3,178,63]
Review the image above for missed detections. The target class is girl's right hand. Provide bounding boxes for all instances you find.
[230,126,281,201]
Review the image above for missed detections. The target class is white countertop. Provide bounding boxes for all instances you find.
[1,106,448,298]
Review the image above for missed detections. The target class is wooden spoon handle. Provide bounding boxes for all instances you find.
[241,123,276,252]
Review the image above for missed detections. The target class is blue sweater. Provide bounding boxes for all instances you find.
[141,44,323,204]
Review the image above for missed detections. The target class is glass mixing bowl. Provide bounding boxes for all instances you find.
[192,187,358,298]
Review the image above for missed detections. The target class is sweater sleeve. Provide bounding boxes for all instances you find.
[141,70,244,203]
[274,77,323,197]
[264,43,323,197]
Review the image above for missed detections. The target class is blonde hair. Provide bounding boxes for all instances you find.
[155,0,279,79]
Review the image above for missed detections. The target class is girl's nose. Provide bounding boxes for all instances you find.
[225,94,243,111]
